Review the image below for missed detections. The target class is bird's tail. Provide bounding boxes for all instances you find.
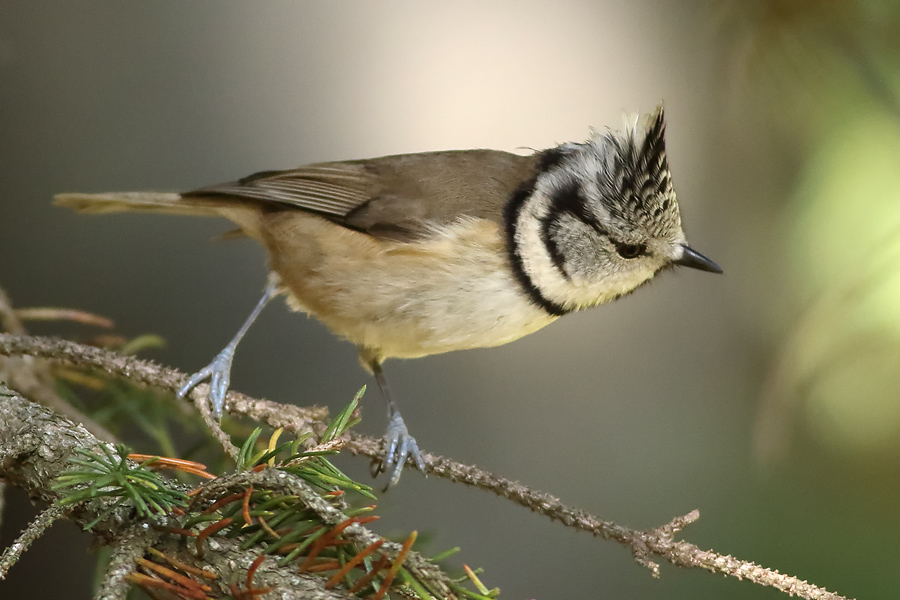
[54,192,219,216]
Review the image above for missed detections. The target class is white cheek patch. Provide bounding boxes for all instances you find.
[513,167,665,311]
[514,184,633,311]
[515,188,573,304]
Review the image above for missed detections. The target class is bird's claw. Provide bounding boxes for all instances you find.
[176,348,235,420]
[381,412,426,489]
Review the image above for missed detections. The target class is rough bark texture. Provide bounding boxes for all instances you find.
[0,382,363,599]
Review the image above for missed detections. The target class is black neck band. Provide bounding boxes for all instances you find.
[503,149,571,317]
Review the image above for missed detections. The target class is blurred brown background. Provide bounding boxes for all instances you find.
[2,1,899,598]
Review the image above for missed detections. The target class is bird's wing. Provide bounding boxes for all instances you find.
[185,150,538,241]
[185,164,371,220]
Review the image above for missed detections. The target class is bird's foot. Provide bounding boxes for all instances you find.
[176,347,235,419]
[381,412,427,489]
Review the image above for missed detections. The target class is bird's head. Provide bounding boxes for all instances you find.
[506,106,721,315]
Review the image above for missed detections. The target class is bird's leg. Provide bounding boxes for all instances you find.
[177,278,280,419]
[371,361,426,488]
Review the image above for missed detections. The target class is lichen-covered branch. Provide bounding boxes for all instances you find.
[94,525,161,600]
[0,333,854,600]
[0,503,69,580]
[0,382,412,599]
[192,469,454,598]
[0,332,327,434]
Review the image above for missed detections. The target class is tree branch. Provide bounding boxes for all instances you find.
[0,333,853,600]
[191,469,453,597]
[0,504,69,580]
[0,381,408,599]
[93,525,161,600]
[343,437,848,599]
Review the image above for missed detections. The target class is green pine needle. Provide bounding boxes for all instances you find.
[53,445,187,530]
[231,391,375,499]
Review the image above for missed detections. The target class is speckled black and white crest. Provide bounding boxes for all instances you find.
[585,107,681,239]
[516,107,684,255]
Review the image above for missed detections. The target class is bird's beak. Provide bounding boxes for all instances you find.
[673,245,723,274]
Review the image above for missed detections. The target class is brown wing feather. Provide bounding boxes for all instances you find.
[186,164,372,219]
[185,150,538,241]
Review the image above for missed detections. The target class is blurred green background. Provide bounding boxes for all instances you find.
[2,1,899,598]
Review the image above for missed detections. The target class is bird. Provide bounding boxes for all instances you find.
[54,106,721,487]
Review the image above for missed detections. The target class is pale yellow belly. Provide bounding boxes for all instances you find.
[227,209,558,361]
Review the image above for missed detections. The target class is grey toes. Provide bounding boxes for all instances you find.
[382,413,426,489]
[176,349,235,420]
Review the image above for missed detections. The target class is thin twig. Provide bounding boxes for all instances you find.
[0,285,27,336]
[187,383,241,462]
[0,333,854,600]
[344,436,848,599]
[14,307,114,329]
[0,287,117,443]
[0,333,326,433]
[0,504,69,580]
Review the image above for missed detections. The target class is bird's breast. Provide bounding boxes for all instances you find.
[260,212,558,360]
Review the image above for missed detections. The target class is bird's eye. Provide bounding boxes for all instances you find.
[615,242,645,259]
